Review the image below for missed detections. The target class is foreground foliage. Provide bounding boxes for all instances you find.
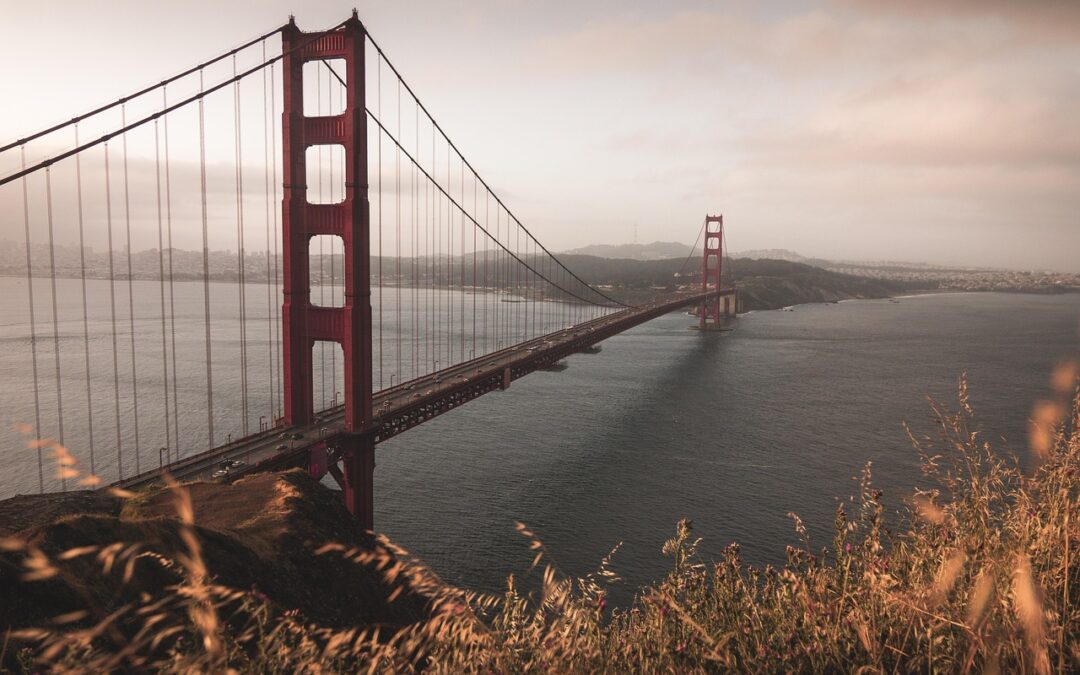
[3,367,1078,673]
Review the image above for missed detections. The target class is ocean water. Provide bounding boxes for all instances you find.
[1,279,1078,606]
[0,276,595,494]
[372,292,1080,604]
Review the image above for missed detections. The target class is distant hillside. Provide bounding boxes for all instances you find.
[729,258,917,310]
[563,241,692,260]
[557,254,920,309]
[730,248,811,263]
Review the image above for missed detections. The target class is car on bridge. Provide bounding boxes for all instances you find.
[211,458,246,479]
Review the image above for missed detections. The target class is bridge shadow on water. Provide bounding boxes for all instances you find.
[513,323,735,602]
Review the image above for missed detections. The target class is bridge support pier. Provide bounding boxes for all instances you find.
[341,435,376,531]
[722,292,738,318]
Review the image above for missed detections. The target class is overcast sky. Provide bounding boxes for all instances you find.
[1,0,1078,271]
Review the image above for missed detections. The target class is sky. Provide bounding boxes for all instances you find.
[1,0,1078,271]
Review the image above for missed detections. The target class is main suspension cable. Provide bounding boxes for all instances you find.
[367,109,616,308]
[362,32,626,308]
[1,21,349,190]
[0,24,286,154]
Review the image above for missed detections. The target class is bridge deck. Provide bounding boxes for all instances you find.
[116,289,729,490]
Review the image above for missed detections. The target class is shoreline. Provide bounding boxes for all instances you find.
[740,287,1080,315]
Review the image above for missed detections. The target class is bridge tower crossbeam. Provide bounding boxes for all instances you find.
[281,12,375,528]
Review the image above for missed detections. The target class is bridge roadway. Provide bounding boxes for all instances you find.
[116,288,727,491]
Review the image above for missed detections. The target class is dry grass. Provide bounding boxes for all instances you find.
[2,362,1078,673]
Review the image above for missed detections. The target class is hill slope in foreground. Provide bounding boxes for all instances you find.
[0,471,431,633]
[1,378,1078,672]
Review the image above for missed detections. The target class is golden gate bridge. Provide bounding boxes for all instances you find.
[0,12,736,528]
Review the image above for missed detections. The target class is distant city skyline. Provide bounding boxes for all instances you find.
[1,1,1078,272]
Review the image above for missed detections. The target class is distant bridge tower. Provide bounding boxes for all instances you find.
[281,13,376,528]
[700,214,734,329]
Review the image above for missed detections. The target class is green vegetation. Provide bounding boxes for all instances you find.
[1,365,1077,672]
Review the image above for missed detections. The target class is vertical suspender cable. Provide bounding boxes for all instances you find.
[472,171,476,358]
[234,55,250,433]
[447,153,453,360]
[520,226,525,340]
[429,124,434,372]
[198,71,216,449]
[530,239,535,339]
[413,103,419,379]
[435,141,440,369]
[163,89,181,458]
[377,56,384,390]
[270,63,282,420]
[503,208,509,343]
[21,148,44,493]
[460,156,465,362]
[328,67,336,399]
[74,126,96,476]
[546,248,551,331]
[447,146,453,363]
[427,129,432,373]
[424,130,431,373]
[411,109,418,379]
[104,143,124,480]
[509,213,514,337]
[45,168,65,490]
[329,69,337,400]
[121,105,141,475]
[503,207,509,346]
[153,120,172,465]
[262,41,276,422]
[318,73,326,410]
[722,226,734,287]
[494,206,500,348]
[329,68,337,400]
[486,186,490,349]
[395,80,402,381]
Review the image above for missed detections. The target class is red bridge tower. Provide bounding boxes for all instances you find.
[700,214,735,329]
[281,13,376,528]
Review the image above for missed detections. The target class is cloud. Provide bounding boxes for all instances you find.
[6,1,1077,271]
[838,0,1080,42]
